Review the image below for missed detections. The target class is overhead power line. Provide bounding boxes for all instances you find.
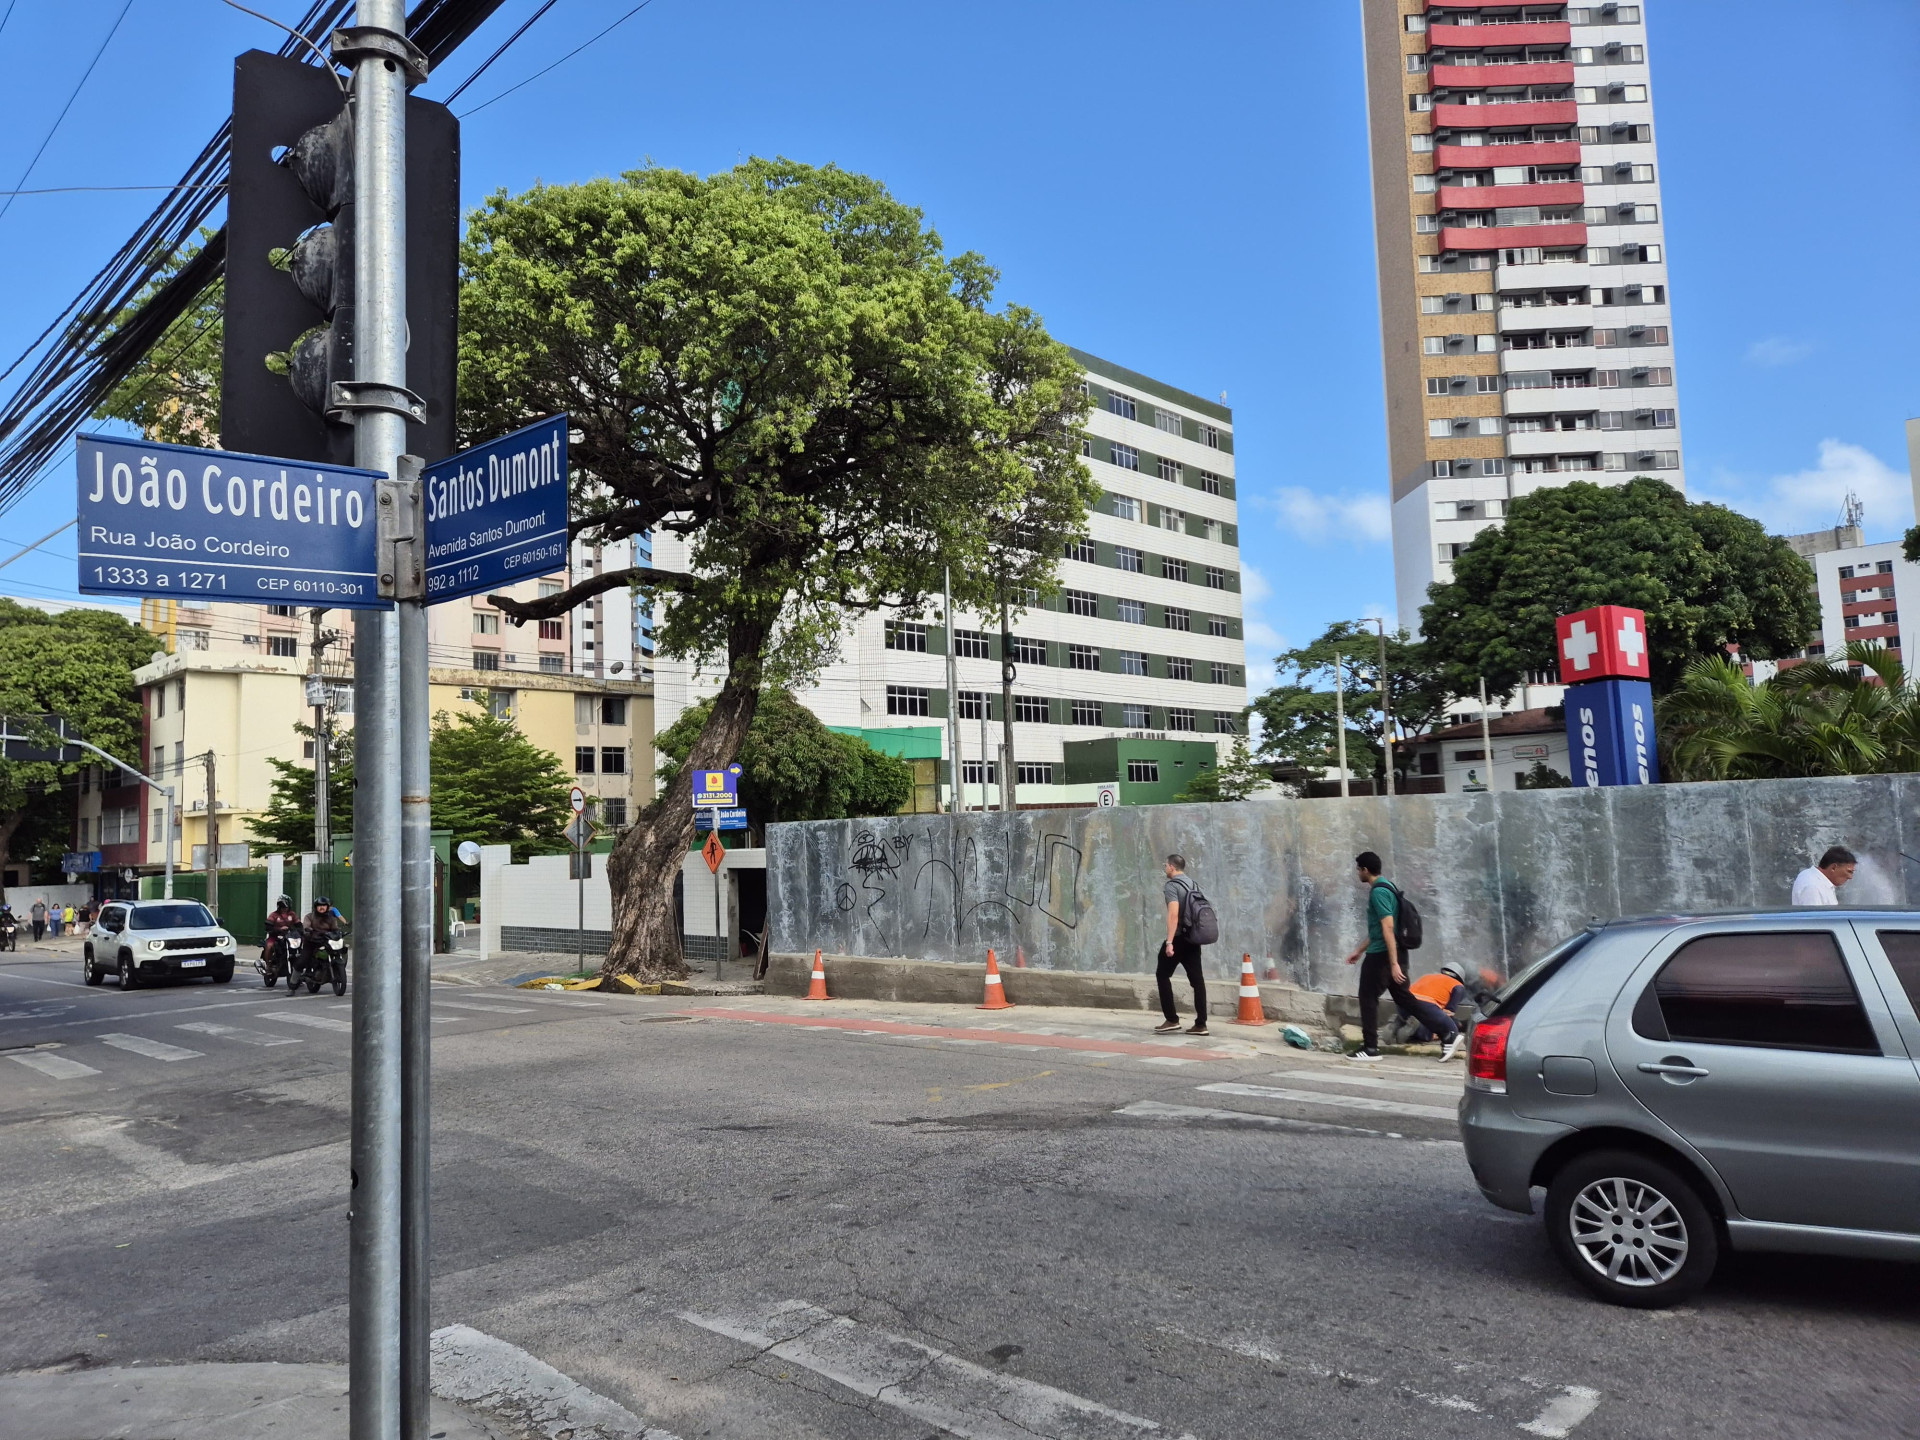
[459,0,659,119]
[0,0,138,230]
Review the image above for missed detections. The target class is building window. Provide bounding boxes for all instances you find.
[472,650,500,671]
[1010,637,1047,665]
[1214,711,1241,733]
[539,655,565,672]
[1208,616,1231,638]
[885,619,928,651]
[1164,606,1191,632]
[886,685,931,716]
[1154,408,1183,435]
[600,746,626,774]
[303,739,316,759]
[487,690,515,719]
[538,619,564,640]
[1126,760,1160,783]
[1199,424,1220,448]
[1168,656,1193,682]
[1070,700,1103,725]
[1065,588,1098,617]
[1118,598,1146,625]
[267,635,299,657]
[1157,455,1181,483]
[1120,650,1147,677]
[1197,471,1222,496]
[1013,695,1050,724]
[953,628,990,659]
[473,611,500,635]
[601,697,627,726]
[1065,536,1097,564]
[1107,392,1137,421]
[595,798,628,828]
[1015,761,1055,786]
[1162,557,1189,584]
[1110,495,1141,522]
[537,581,561,598]
[1122,703,1150,728]
[575,746,596,773]
[1115,545,1143,574]
[1161,507,1186,532]
[178,629,209,650]
[1110,443,1139,471]
[1068,643,1099,671]
[958,690,991,720]
[961,760,998,786]
[1211,663,1234,685]
[1167,707,1196,732]
[1206,566,1227,590]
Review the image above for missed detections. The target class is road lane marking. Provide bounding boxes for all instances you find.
[680,1299,1198,1439]
[1521,1387,1602,1437]
[7,1051,100,1079]
[98,1033,203,1062]
[0,972,89,988]
[177,1021,301,1047]
[1115,1099,1412,1139]
[260,1012,353,1032]
[1198,1081,1457,1122]
[1139,1056,1198,1067]
[432,1000,532,1014]
[1267,1068,1464,1097]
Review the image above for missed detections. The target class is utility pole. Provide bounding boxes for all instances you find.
[203,750,219,918]
[942,568,960,815]
[1479,678,1495,790]
[999,594,1016,813]
[310,609,333,861]
[1334,651,1349,798]
[1370,618,1394,798]
[978,698,990,813]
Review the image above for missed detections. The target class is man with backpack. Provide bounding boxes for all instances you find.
[1155,854,1216,1036]
[1342,852,1462,1063]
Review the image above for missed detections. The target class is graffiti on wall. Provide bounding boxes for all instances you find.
[833,824,1084,947]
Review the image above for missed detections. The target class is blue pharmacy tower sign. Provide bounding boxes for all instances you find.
[1556,604,1659,788]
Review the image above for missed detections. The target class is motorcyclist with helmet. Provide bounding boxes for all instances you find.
[259,895,299,985]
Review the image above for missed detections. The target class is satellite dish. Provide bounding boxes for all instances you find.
[609,661,625,674]
[457,840,482,867]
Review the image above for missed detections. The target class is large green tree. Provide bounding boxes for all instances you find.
[253,723,355,856]
[461,160,1093,979]
[1420,478,1818,696]
[93,233,223,445]
[1249,621,1455,787]
[657,689,913,824]
[0,600,152,877]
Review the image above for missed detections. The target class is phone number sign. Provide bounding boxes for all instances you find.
[423,416,569,602]
[77,433,388,608]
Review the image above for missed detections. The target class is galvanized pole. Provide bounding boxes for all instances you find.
[1479,677,1495,790]
[1334,651,1349,798]
[999,596,1016,813]
[204,751,219,917]
[942,569,960,815]
[347,6,410,1436]
[978,700,989,812]
[162,783,175,898]
[397,474,432,1440]
[1375,619,1394,798]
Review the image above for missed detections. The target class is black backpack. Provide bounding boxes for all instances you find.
[1172,877,1220,946]
[1381,880,1423,950]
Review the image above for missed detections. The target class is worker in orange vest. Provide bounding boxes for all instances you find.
[1392,962,1470,1051]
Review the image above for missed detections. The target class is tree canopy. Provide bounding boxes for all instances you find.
[656,689,914,824]
[93,233,223,446]
[1173,734,1271,803]
[253,723,354,856]
[1420,478,1819,695]
[1249,621,1454,784]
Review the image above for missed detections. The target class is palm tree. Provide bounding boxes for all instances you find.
[1660,643,1920,780]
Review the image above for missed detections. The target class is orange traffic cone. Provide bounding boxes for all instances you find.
[805,949,830,1001]
[1015,945,1027,968]
[1233,953,1266,1026]
[978,948,1013,1010]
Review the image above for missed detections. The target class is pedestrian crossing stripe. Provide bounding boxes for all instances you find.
[98,1033,203,1062]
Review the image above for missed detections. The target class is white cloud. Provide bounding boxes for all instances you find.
[1744,336,1815,367]
[1702,439,1912,538]
[1265,486,1393,544]
[1237,562,1284,694]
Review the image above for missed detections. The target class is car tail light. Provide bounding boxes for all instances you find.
[1468,1015,1512,1092]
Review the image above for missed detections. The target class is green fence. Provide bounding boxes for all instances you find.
[143,869,271,944]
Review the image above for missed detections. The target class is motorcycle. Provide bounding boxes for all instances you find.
[286,928,348,996]
[255,928,293,987]
[0,914,15,951]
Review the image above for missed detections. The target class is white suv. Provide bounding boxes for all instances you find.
[84,899,238,988]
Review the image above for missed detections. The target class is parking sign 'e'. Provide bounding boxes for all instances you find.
[1555,605,1650,683]
[77,433,387,608]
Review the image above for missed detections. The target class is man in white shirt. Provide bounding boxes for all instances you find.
[1791,846,1856,906]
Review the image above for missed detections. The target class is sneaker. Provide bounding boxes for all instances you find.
[1346,1048,1383,1064]
[1186,1024,1211,1036]
[1153,1019,1183,1033]
[1440,1033,1464,1063]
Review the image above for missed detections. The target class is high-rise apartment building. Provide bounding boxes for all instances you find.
[1363,0,1684,634]
[651,348,1249,807]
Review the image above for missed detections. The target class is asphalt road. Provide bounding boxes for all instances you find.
[1,941,1915,1440]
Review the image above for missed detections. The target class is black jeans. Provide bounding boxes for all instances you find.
[1156,940,1207,1025]
[1358,951,1458,1051]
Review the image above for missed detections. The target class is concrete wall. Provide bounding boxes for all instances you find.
[765,776,1920,991]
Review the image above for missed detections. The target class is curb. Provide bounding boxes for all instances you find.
[432,1324,681,1440]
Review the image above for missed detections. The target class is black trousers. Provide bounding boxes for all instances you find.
[1358,951,1458,1051]
[1156,939,1207,1024]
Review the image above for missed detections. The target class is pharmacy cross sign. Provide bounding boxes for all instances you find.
[1617,614,1647,671]
[1562,620,1601,674]
[1555,604,1651,682]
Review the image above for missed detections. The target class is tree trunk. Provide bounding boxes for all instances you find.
[601,612,772,981]
[0,808,23,884]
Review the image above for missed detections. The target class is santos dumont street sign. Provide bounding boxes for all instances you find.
[77,432,388,608]
[423,415,569,603]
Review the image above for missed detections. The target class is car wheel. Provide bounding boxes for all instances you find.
[119,954,139,991]
[1546,1149,1718,1308]
[210,965,233,984]
[83,949,104,986]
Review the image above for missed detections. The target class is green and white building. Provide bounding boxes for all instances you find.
[650,348,1248,808]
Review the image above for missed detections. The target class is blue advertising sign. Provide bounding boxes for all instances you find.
[77,433,387,608]
[423,415,569,602]
[692,763,743,808]
[1565,678,1660,788]
[694,807,749,831]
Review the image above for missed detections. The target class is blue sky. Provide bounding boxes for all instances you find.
[1,0,1915,692]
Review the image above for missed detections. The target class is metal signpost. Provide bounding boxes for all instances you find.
[569,786,589,975]
[422,416,569,601]
[693,766,742,979]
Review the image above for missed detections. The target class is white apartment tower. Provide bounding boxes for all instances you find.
[1363,0,1684,633]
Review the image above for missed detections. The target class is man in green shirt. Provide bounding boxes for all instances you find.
[1342,851,1461,1063]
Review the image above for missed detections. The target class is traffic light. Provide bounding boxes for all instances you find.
[224,49,459,467]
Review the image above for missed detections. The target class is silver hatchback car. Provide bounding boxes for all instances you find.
[1460,909,1920,1307]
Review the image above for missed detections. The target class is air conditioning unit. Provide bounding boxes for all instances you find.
[1447,333,1468,347]
[1626,323,1646,336]
[1445,292,1464,304]
[1631,366,1651,378]
[1613,160,1634,174]
[1609,120,1631,134]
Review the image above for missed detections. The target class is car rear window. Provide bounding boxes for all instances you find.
[1484,928,1597,1018]
[129,902,215,931]
[1639,931,1879,1055]
[1875,931,1920,1015]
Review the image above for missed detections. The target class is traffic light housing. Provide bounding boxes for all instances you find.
[224,49,459,466]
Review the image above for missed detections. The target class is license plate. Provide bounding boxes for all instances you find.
[180,958,207,967]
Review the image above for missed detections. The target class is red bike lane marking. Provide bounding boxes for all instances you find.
[680,1007,1248,1061]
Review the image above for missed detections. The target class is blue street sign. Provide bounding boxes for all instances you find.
[423,415,569,603]
[692,762,743,807]
[77,433,387,608]
[694,807,749,831]
[1565,678,1660,788]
